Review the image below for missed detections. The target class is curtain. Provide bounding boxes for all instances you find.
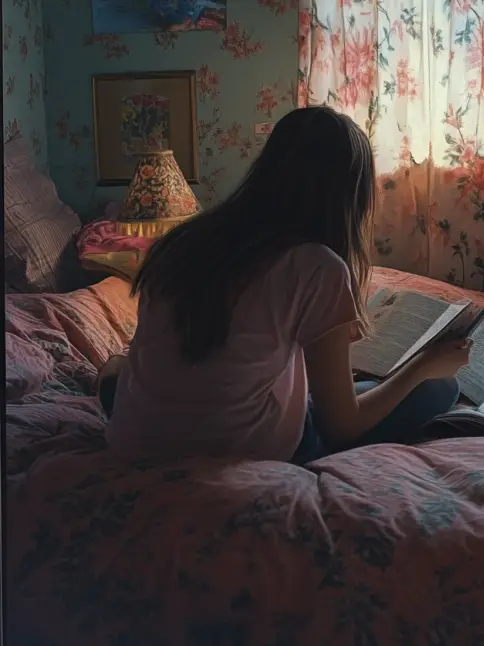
[298,0,484,291]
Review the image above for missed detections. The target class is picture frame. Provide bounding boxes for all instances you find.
[92,71,199,186]
[90,0,227,35]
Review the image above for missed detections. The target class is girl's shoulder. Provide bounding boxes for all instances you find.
[284,243,350,280]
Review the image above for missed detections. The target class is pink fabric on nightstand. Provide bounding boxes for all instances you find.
[76,218,155,259]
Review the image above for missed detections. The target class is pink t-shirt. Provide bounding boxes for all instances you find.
[106,243,357,461]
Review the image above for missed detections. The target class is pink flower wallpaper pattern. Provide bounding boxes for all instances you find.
[3,0,48,169]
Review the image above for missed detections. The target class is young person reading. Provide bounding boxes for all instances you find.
[105,107,473,463]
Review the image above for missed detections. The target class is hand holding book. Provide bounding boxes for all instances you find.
[410,337,473,381]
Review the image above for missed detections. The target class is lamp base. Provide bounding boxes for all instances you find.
[116,217,189,237]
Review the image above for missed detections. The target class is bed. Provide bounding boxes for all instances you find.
[6,267,484,646]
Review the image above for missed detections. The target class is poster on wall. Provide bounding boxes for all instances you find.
[91,0,227,35]
[92,71,199,185]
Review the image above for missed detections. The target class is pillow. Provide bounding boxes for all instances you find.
[4,137,88,293]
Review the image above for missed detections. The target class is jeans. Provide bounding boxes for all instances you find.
[292,377,460,464]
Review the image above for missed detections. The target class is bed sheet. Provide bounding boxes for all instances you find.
[6,269,484,646]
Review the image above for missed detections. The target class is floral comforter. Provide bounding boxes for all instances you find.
[7,270,484,646]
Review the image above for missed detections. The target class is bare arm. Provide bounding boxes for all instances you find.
[303,323,427,447]
[291,244,471,446]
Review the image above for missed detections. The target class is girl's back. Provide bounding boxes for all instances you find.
[106,243,356,460]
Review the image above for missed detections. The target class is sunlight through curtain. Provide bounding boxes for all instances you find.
[298,0,484,290]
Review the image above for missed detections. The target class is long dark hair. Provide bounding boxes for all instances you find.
[133,106,376,363]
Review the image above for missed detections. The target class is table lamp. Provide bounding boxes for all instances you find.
[117,150,201,237]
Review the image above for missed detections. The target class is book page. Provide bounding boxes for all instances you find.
[351,291,467,378]
[367,288,393,312]
[458,320,484,405]
[389,300,471,373]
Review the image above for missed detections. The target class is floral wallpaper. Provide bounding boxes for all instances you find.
[3,0,48,168]
[41,0,299,220]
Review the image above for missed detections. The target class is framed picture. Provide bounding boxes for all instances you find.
[92,71,199,186]
[91,0,227,35]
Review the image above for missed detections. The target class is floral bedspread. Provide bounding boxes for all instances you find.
[7,270,484,646]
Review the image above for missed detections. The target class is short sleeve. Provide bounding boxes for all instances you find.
[292,244,358,347]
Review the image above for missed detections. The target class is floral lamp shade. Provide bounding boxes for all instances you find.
[117,150,201,237]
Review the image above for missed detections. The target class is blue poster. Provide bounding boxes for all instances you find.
[91,0,228,35]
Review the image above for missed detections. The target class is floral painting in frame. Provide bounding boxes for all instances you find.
[92,71,198,185]
[91,0,227,35]
[121,93,170,157]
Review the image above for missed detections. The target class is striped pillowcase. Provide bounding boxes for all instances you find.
[4,138,85,293]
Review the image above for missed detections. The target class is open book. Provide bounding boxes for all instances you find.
[351,289,484,406]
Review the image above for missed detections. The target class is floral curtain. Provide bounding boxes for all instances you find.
[298,0,484,291]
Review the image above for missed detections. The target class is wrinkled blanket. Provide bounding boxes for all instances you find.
[6,269,484,646]
[6,277,137,475]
